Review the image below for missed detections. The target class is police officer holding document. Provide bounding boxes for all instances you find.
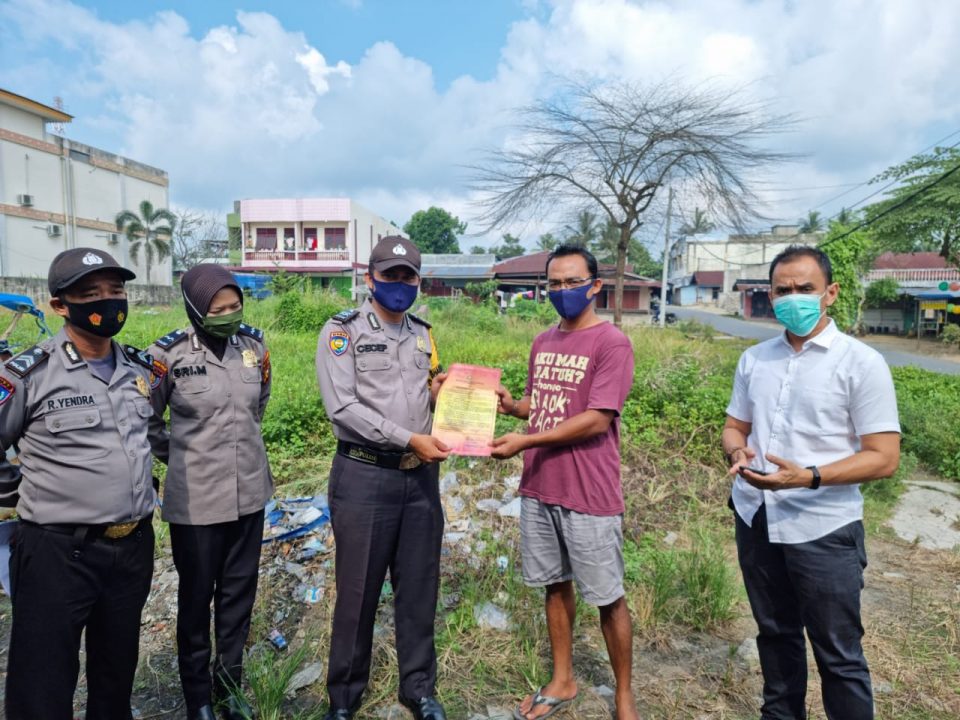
[148,264,272,720]
[0,248,160,720]
[316,236,450,720]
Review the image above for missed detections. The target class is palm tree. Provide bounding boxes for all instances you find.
[563,210,599,248]
[799,210,824,234]
[536,232,558,252]
[679,207,715,236]
[834,207,855,227]
[115,200,176,283]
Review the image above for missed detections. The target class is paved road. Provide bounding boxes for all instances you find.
[671,307,960,376]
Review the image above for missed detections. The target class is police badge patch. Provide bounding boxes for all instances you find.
[0,377,14,406]
[329,330,350,356]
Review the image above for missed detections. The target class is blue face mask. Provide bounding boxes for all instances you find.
[371,278,419,313]
[773,292,825,337]
[548,284,595,320]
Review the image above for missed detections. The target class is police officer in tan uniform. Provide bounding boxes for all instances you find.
[0,248,161,720]
[317,236,450,720]
[148,264,272,720]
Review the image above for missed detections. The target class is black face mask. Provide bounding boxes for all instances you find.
[62,297,129,338]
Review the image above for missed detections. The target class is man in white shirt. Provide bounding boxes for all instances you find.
[721,245,901,720]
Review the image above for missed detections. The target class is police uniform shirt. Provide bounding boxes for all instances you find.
[0,327,158,524]
[149,325,273,525]
[316,298,439,451]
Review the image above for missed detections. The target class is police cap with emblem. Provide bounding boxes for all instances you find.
[48,247,136,296]
[369,236,421,274]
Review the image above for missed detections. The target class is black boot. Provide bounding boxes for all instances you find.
[399,696,447,720]
[219,695,254,720]
[190,706,217,720]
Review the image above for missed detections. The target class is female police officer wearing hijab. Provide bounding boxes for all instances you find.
[148,264,273,720]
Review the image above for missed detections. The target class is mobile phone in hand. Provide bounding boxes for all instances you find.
[739,466,769,476]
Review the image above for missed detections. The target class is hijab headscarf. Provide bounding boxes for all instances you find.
[180,264,242,360]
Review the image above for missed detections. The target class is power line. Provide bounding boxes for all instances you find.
[809,127,960,212]
[820,159,960,248]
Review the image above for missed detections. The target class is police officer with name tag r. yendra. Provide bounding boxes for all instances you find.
[147,263,272,720]
[0,248,163,720]
[316,236,450,720]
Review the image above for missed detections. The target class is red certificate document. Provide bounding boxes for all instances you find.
[432,363,502,456]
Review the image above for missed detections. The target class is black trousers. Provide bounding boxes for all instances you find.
[735,504,873,720]
[326,455,444,711]
[5,520,154,720]
[169,510,264,714]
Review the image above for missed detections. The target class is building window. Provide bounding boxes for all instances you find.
[325,227,346,250]
[283,227,296,251]
[304,227,318,251]
[255,228,277,250]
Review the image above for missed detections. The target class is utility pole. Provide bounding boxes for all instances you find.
[658,187,674,328]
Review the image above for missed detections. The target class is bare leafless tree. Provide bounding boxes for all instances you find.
[171,209,229,272]
[470,79,796,324]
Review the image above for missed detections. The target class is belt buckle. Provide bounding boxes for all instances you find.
[398,452,422,470]
[103,521,138,539]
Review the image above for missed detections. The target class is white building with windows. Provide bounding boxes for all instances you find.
[0,88,171,286]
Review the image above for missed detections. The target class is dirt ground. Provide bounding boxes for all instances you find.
[0,497,956,720]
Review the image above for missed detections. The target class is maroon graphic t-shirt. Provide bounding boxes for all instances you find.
[519,321,635,516]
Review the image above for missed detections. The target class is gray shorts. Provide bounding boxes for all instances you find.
[519,496,625,606]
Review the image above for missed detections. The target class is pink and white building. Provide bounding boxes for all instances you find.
[232,197,403,290]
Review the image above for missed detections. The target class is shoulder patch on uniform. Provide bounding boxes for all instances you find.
[149,358,168,389]
[328,329,350,356]
[0,376,15,406]
[330,309,360,324]
[5,345,49,378]
[154,329,187,349]
[121,345,155,373]
[238,323,264,342]
[407,312,432,329]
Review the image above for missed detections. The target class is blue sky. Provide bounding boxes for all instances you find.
[3,0,960,248]
[64,0,534,90]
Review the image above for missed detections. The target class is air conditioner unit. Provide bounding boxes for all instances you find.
[47,224,63,238]
[17,194,34,207]
[108,232,120,244]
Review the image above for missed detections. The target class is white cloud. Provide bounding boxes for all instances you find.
[3,0,960,240]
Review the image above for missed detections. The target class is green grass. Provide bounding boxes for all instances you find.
[4,295,956,718]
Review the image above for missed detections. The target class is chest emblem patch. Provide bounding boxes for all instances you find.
[242,349,258,367]
[329,330,350,357]
[135,375,150,397]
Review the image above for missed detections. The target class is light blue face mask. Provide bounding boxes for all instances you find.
[773,292,825,337]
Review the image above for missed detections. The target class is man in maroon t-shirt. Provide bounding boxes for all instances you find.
[492,245,637,720]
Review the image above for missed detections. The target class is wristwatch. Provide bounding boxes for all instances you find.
[806,465,821,490]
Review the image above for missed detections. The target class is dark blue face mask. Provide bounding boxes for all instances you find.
[548,283,595,320]
[371,278,419,313]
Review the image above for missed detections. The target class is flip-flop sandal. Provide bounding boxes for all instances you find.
[513,686,578,720]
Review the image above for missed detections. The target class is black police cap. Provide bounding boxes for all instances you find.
[48,248,136,296]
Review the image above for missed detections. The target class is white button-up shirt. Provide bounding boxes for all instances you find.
[725,320,900,544]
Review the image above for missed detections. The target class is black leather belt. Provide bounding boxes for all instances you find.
[336,440,423,470]
[22,514,152,541]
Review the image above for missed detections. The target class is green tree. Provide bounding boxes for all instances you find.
[470,245,488,254]
[563,210,599,247]
[115,199,176,283]
[820,227,872,333]
[864,146,960,266]
[403,207,466,254]
[865,277,900,308]
[489,233,525,260]
[680,207,715,236]
[536,232,558,252]
[799,210,824,233]
[591,219,661,276]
